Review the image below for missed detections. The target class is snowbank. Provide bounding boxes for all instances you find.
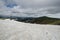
[0,19,60,40]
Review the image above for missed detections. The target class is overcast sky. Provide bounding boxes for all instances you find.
[0,0,60,18]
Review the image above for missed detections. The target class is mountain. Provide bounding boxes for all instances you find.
[0,16,60,25]
[15,16,60,25]
[30,16,60,25]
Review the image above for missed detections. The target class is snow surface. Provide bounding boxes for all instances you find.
[0,19,60,40]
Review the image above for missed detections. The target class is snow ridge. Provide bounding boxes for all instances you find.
[0,19,60,40]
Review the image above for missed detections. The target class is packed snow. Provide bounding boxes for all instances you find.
[0,19,60,40]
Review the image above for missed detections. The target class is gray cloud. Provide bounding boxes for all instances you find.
[0,0,60,18]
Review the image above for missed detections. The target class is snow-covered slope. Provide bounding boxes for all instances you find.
[0,19,60,40]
